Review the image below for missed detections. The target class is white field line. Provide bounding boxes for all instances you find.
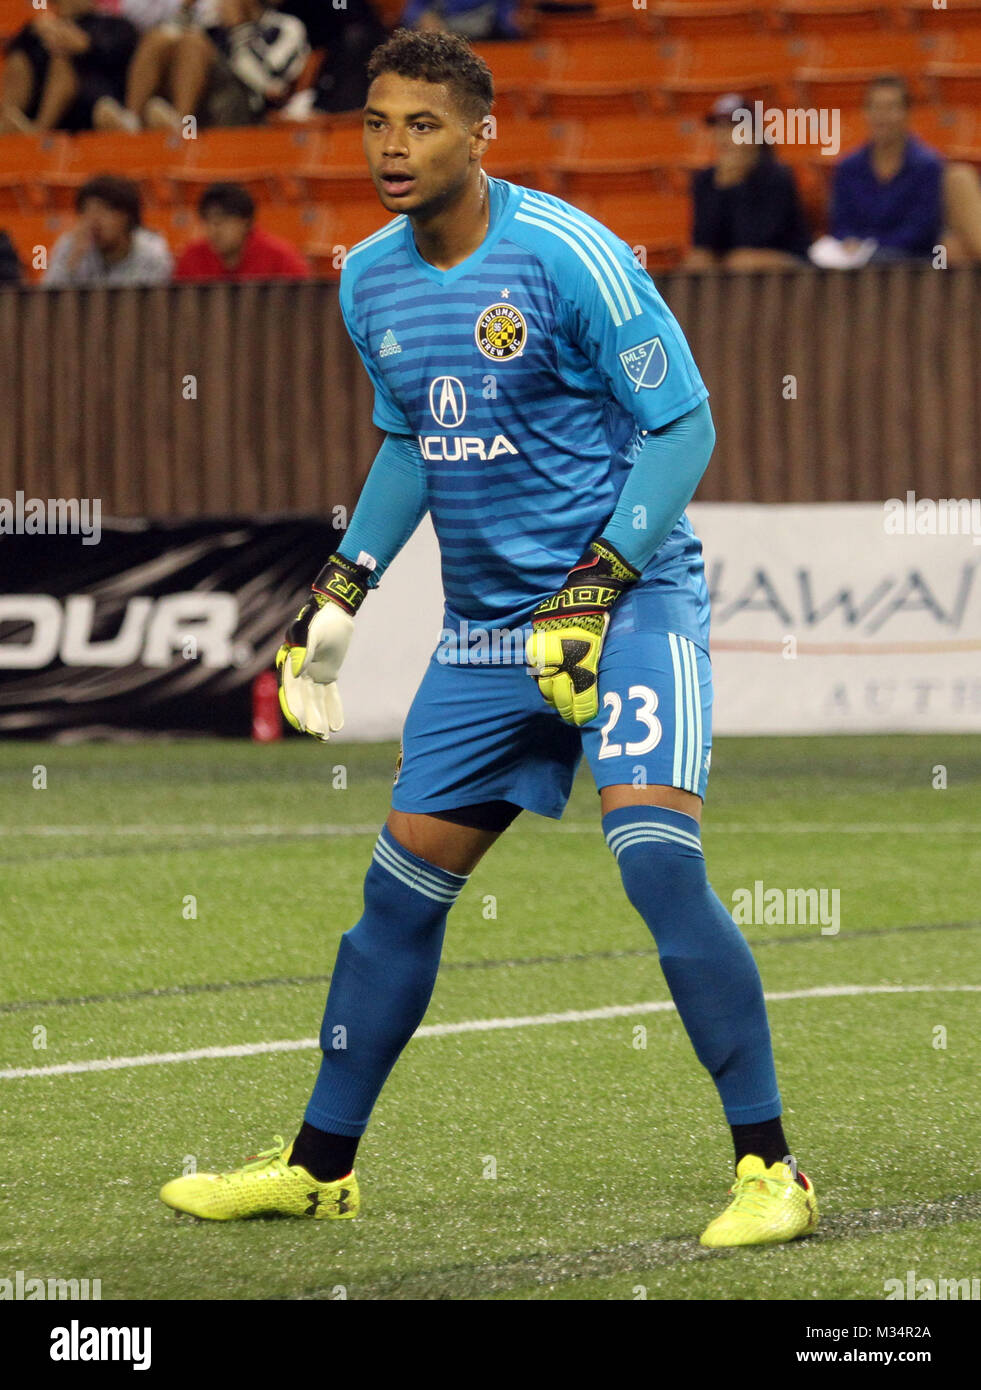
[0,823,976,838]
[1,984,977,1081]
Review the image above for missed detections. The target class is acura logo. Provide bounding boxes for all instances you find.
[429,376,467,429]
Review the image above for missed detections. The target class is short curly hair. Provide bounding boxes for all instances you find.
[365,28,494,125]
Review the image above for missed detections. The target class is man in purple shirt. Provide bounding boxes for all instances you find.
[830,75,943,261]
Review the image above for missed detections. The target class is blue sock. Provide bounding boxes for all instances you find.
[604,805,781,1124]
[304,826,469,1137]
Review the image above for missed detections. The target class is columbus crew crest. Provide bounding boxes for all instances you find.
[475,302,527,360]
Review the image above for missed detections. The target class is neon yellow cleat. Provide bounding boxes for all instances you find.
[699,1155,818,1248]
[159,1136,359,1222]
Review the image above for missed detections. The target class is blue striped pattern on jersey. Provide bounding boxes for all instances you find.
[340,178,711,650]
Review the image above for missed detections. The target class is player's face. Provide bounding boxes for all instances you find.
[363,72,484,218]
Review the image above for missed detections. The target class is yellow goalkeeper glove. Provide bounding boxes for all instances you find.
[275,553,371,741]
[526,538,640,727]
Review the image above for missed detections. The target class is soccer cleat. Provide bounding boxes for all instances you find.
[699,1155,818,1247]
[159,1136,359,1221]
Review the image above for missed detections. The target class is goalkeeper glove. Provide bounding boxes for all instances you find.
[526,538,639,727]
[275,553,372,741]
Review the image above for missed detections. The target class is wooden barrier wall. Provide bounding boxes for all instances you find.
[1,264,979,518]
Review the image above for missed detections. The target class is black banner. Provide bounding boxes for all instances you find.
[0,519,338,738]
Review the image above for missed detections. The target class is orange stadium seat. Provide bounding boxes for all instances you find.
[255,202,331,261]
[542,38,673,119]
[533,0,642,41]
[308,198,397,279]
[0,0,29,41]
[482,115,567,190]
[0,209,70,282]
[140,204,199,257]
[166,126,323,205]
[552,114,713,198]
[572,189,692,271]
[471,41,551,120]
[43,130,187,209]
[775,1,901,34]
[294,126,368,202]
[795,31,938,106]
[900,0,981,31]
[925,30,981,104]
[650,1,779,40]
[659,34,809,115]
[0,133,70,212]
[532,0,644,41]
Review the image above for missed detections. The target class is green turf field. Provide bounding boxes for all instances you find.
[0,735,978,1301]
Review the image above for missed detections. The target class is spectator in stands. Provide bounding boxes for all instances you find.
[94,0,306,132]
[277,0,386,116]
[43,174,173,285]
[400,0,519,41]
[0,0,138,134]
[174,182,310,281]
[830,76,942,261]
[685,93,811,270]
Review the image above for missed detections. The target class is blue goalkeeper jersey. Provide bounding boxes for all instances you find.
[339,176,711,649]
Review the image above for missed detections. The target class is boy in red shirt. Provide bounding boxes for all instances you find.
[175,182,309,281]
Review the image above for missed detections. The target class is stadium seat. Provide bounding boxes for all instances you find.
[0,132,70,212]
[167,126,323,206]
[43,130,186,209]
[795,31,938,106]
[572,189,692,271]
[659,34,808,115]
[0,0,28,40]
[542,37,673,119]
[294,126,368,202]
[482,116,567,191]
[140,204,199,258]
[533,0,643,40]
[308,198,399,279]
[925,31,981,105]
[0,209,70,282]
[649,1,779,40]
[900,0,981,30]
[471,41,551,119]
[552,114,713,198]
[255,202,331,263]
[775,1,901,34]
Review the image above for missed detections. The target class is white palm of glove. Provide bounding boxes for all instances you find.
[281,601,354,740]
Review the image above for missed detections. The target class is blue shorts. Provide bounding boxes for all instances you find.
[391,628,713,819]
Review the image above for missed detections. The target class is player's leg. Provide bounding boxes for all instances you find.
[160,654,580,1219]
[582,630,817,1245]
[288,802,517,1184]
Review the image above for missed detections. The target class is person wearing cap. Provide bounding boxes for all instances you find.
[685,92,811,271]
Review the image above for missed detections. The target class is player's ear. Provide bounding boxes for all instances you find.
[470,112,493,160]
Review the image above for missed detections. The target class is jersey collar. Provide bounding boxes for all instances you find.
[402,176,518,284]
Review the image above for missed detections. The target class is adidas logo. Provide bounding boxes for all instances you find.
[379,328,402,358]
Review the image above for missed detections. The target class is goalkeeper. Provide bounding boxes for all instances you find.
[160,28,817,1247]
